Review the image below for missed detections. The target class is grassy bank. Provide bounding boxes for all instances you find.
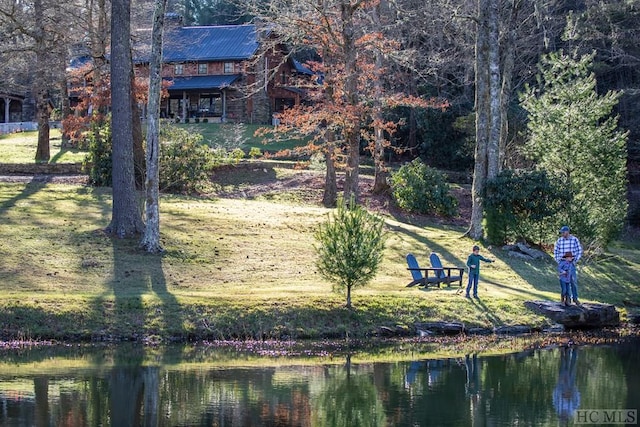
[0,170,638,343]
[0,130,87,164]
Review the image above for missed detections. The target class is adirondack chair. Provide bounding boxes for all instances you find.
[406,253,450,288]
[428,252,465,287]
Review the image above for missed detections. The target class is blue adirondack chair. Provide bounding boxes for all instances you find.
[429,252,465,287]
[406,253,449,288]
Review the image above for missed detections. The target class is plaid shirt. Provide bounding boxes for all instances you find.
[554,235,583,263]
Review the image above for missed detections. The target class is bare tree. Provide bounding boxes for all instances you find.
[140,0,168,253]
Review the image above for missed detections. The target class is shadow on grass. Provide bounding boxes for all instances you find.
[108,237,184,341]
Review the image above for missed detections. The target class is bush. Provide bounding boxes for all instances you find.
[248,147,262,159]
[83,121,112,187]
[483,169,570,245]
[159,125,214,193]
[390,159,457,217]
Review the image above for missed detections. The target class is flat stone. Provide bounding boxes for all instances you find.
[414,321,465,335]
[524,300,620,329]
[494,325,531,335]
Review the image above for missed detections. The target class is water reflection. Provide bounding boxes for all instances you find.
[0,340,637,426]
[553,347,580,424]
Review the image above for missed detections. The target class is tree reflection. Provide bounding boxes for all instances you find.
[312,355,387,427]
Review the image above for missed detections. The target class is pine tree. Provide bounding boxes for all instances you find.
[520,50,628,248]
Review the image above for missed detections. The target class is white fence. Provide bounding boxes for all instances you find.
[0,121,62,135]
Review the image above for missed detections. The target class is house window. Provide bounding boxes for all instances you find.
[198,63,208,74]
[174,64,184,75]
[224,62,234,74]
[281,70,287,84]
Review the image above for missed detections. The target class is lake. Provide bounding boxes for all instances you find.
[0,338,638,426]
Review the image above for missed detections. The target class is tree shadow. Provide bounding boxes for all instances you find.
[109,237,184,341]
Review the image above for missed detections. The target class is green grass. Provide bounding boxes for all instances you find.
[0,172,638,343]
[176,122,309,153]
[0,130,88,164]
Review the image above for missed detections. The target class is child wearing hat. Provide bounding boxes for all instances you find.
[465,245,494,298]
[558,251,577,306]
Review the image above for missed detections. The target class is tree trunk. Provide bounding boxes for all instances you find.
[468,0,490,240]
[141,0,167,253]
[372,2,389,194]
[487,0,501,180]
[107,0,144,238]
[323,132,338,208]
[59,76,72,148]
[346,285,352,308]
[33,0,50,163]
[341,1,361,204]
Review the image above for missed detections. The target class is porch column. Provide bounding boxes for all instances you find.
[181,91,187,122]
[221,90,226,122]
[3,97,9,123]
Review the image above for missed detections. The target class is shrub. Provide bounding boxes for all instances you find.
[159,125,214,193]
[248,147,262,159]
[483,169,570,245]
[83,120,112,187]
[390,159,457,217]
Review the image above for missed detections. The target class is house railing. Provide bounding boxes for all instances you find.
[0,121,61,135]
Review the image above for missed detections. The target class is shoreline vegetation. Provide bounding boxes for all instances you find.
[0,131,639,348]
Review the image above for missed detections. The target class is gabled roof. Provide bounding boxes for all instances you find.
[165,74,240,91]
[162,25,260,63]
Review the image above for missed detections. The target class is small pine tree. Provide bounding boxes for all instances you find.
[520,50,628,248]
[314,197,386,308]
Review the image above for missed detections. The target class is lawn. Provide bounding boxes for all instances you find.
[175,122,310,153]
[0,129,87,164]
[0,123,307,166]
[0,170,638,342]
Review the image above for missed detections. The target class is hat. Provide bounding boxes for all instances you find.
[559,225,570,233]
[563,251,574,259]
[472,245,480,251]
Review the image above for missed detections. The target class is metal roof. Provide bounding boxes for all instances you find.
[165,74,240,91]
[162,25,259,62]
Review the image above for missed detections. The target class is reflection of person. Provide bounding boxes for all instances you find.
[553,347,581,423]
[553,226,583,305]
[465,246,494,298]
[464,354,480,396]
[557,252,577,306]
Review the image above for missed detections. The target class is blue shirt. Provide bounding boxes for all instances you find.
[558,259,576,284]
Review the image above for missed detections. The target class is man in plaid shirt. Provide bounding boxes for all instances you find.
[554,226,583,304]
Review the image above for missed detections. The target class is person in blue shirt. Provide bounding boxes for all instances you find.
[554,226,583,305]
[465,245,494,298]
[558,252,577,306]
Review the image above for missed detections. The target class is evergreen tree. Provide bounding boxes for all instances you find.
[314,198,386,309]
[520,50,628,248]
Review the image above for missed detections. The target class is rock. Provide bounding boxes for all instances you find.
[507,251,535,260]
[378,325,411,337]
[524,300,620,329]
[503,243,548,261]
[466,327,493,335]
[543,324,565,333]
[414,321,465,335]
[494,325,532,335]
[515,243,546,260]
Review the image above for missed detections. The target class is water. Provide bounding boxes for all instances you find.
[0,340,638,426]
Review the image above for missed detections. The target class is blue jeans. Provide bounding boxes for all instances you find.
[560,279,579,301]
[466,275,479,297]
[559,280,570,299]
